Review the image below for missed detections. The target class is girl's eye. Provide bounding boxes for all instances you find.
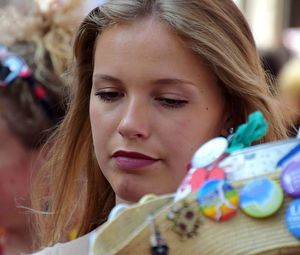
[156,97,188,109]
[95,90,124,102]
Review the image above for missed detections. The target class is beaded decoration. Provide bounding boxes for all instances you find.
[167,200,201,239]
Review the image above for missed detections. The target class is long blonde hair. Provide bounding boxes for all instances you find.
[31,0,290,248]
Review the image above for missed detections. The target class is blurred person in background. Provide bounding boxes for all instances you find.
[278,57,300,136]
[0,0,84,254]
[84,0,106,13]
[0,0,33,13]
[259,47,291,96]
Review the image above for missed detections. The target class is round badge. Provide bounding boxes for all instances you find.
[280,158,300,197]
[197,179,239,221]
[175,167,226,202]
[175,167,207,201]
[191,137,228,168]
[239,177,284,218]
[208,167,225,180]
[286,199,300,239]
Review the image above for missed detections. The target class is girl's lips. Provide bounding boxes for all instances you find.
[112,150,159,170]
[113,156,159,170]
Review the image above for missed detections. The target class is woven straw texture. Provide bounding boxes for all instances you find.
[91,172,300,255]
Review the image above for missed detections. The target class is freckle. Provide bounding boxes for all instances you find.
[206,107,209,111]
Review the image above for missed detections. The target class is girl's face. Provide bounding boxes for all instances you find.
[90,18,227,203]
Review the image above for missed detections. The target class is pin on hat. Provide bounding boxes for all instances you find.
[197,179,239,221]
[191,137,228,168]
[285,199,300,239]
[280,157,300,197]
[167,201,201,239]
[148,214,169,255]
[175,137,228,202]
[239,177,284,218]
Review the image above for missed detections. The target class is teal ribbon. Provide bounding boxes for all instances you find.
[226,111,268,153]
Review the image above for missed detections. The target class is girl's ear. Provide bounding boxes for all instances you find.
[220,115,235,138]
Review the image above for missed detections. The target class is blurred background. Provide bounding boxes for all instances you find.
[235,0,300,51]
[0,0,106,14]
[234,0,300,71]
[234,0,300,134]
[0,0,299,71]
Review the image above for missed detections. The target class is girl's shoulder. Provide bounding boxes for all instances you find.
[31,232,91,255]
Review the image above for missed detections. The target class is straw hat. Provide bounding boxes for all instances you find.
[90,139,300,255]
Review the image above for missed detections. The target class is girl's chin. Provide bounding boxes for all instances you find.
[115,193,142,204]
[114,184,145,204]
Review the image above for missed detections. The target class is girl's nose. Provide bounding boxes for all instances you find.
[117,99,151,140]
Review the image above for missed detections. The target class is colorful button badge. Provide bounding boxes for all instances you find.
[239,177,284,218]
[280,157,300,197]
[191,137,228,168]
[175,167,225,202]
[175,167,203,201]
[197,179,239,221]
[285,199,300,239]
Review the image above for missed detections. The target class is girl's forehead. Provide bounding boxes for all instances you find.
[95,19,201,69]
[98,17,181,48]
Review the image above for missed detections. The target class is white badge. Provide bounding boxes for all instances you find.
[191,137,228,168]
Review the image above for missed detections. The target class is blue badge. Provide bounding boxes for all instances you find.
[286,199,300,239]
[239,177,284,218]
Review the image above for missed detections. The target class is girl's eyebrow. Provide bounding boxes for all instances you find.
[152,78,196,87]
[93,74,124,86]
[93,74,196,87]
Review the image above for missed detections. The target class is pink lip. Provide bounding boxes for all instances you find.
[112,151,159,170]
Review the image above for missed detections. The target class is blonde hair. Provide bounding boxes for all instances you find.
[32,0,291,248]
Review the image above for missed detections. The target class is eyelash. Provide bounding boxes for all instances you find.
[95,91,124,102]
[94,91,188,109]
[155,97,188,109]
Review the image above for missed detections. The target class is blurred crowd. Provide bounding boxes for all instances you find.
[260,33,300,136]
[0,1,105,254]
